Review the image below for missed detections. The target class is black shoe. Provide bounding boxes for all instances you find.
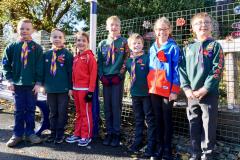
[54,136,64,144]
[128,142,143,153]
[154,145,163,159]
[110,134,120,147]
[46,135,55,143]
[102,134,112,146]
[144,147,154,158]
[189,154,201,160]
[163,148,173,160]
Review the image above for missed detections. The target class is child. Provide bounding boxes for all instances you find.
[147,17,180,159]
[65,31,97,146]
[126,33,155,156]
[179,12,224,160]
[97,16,129,147]
[43,28,73,144]
[2,18,43,147]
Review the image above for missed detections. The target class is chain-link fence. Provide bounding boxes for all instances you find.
[0,2,240,145]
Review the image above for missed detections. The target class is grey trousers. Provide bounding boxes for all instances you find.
[103,82,124,135]
[187,94,218,156]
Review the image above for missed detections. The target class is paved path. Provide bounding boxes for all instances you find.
[0,109,141,160]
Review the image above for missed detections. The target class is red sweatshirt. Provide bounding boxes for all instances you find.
[72,50,97,92]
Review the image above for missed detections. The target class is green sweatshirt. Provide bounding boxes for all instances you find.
[43,48,73,93]
[126,53,149,96]
[179,39,224,94]
[97,36,129,78]
[2,41,43,86]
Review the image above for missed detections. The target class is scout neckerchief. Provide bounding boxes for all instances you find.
[106,35,121,65]
[20,37,32,68]
[196,37,214,72]
[50,45,64,76]
[130,51,144,87]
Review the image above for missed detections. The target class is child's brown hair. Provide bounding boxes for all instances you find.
[75,31,89,54]
[75,31,89,43]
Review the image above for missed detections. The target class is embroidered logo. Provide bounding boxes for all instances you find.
[57,54,65,67]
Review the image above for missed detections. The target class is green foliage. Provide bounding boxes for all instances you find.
[93,0,215,26]
[0,0,86,33]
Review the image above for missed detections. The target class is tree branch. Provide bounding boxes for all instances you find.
[53,0,73,25]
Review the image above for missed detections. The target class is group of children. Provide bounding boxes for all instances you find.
[2,12,224,160]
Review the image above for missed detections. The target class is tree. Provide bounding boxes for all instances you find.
[0,0,85,33]
[78,0,216,27]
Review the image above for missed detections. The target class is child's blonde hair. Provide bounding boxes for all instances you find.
[17,18,33,31]
[50,28,65,37]
[154,17,173,33]
[128,33,144,49]
[75,31,89,43]
[106,16,121,27]
[191,12,212,26]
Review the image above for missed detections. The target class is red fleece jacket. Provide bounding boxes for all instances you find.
[72,50,97,92]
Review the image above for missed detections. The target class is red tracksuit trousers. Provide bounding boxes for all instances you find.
[73,90,93,138]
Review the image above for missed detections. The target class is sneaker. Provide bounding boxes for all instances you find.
[54,136,65,144]
[78,138,92,147]
[189,154,201,160]
[110,134,120,147]
[102,134,112,146]
[6,135,23,147]
[25,134,42,144]
[65,135,81,143]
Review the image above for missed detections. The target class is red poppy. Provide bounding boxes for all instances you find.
[219,53,224,59]
[219,58,223,64]
[213,74,219,79]
[176,18,186,27]
[218,63,223,69]
[215,69,220,74]
[57,55,65,63]
[203,50,209,56]
[157,50,167,62]
[137,58,143,64]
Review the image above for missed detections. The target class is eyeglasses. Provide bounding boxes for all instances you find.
[155,28,170,32]
[193,21,211,26]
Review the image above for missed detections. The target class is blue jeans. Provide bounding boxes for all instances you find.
[13,85,36,137]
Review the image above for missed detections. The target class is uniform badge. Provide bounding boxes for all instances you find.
[102,45,109,55]
[206,43,214,51]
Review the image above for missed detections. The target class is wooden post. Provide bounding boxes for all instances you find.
[225,52,238,109]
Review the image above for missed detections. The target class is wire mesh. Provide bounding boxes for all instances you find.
[0,2,240,144]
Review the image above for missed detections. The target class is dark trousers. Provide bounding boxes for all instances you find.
[13,85,36,137]
[150,94,173,150]
[132,96,155,148]
[47,93,69,138]
[187,94,218,156]
[103,82,123,135]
